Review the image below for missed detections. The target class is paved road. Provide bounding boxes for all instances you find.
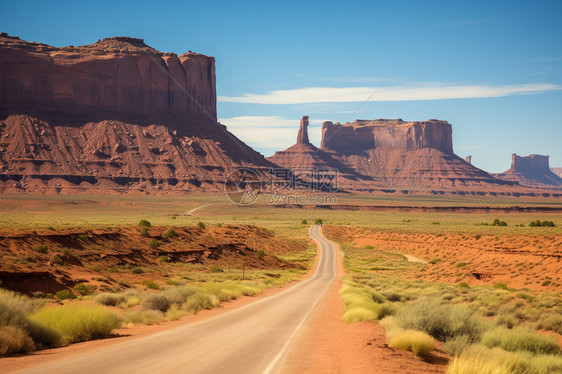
[20,225,337,374]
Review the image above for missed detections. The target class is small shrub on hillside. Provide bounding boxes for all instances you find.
[138,219,151,227]
[140,228,149,236]
[163,229,175,239]
[482,326,560,355]
[171,216,177,220]
[143,280,160,290]
[390,330,435,357]
[149,239,160,249]
[364,245,374,249]
[456,262,468,268]
[131,267,144,274]
[301,219,308,225]
[492,219,508,226]
[46,226,55,231]
[210,266,223,273]
[429,258,441,264]
[458,282,470,289]
[31,304,121,345]
[34,244,48,254]
[432,221,440,225]
[94,293,126,307]
[197,221,205,229]
[158,255,170,263]
[61,247,71,256]
[474,234,482,240]
[536,313,562,334]
[141,294,170,312]
[493,283,508,290]
[516,292,534,302]
[314,218,323,225]
[78,234,88,240]
[542,280,551,286]
[55,289,76,300]
[256,250,265,260]
[74,283,95,296]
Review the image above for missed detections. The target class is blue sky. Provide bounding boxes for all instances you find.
[2,0,561,172]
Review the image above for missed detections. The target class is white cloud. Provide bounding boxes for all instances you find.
[219,115,322,151]
[218,83,561,105]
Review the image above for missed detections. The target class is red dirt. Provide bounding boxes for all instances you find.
[325,226,562,291]
[0,225,305,295]
[279,231,448,373]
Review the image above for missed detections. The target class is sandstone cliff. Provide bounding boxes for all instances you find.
[495,154,562,189]
[269,117,515,192]
[0,34,271,193]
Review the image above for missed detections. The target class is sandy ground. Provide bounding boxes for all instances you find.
[0,231,448,374]
[279,239,448,374]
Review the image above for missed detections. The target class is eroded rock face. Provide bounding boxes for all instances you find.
[0,35,216,130]
[321,119,453,154]
[268,116,513,192]
[495,154,562,189]
[0,34,272,193]
[296,116,310,145]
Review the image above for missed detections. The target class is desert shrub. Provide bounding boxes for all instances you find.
[474,234,482,240]
[210,266,223,273]
[458,283,470,289]
[493,283,508,290]
[140,228,149,236]
[124,309,165,325]
[197,221,205,229]
[0,291,59,349]
[314,218,323,225]
[55,289,76,300]
[256,250,265,260]
[138,219,151,227]
[183,292,220,314]
[448,345,528,374]
[393,297,490,341]
[164,285,198,306]
[524,353,562,373]
[0,325,36,356]
[60,247,70,256]
[541,280,551,286]
[429,258,442,264]
[34,244,48,254]
[131,267,144,274]
[443,335,472,356]
[492,219,507,226]
[93,293,126,306]
[78,234,88,240]
[456,262,468,268]
[143,280,160,290]
[390,330,435,357]
[516,292,534,302]
[165,304,186,321]
[149,239,160,249]
[158,255,170,263]
[301,219,308,224]
[142,294,170,312]
[482,326,560,355]
[365,245,374,249]
[536,313,562,334]
[163,229,175,239]
[74,283,95,296]
[343,307,378,323]
[31,304,120,345]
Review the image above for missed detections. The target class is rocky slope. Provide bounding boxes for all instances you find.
[269,117,517,192]
[495,154,562,189]
[552,167,562,178]
[0,34,272,193]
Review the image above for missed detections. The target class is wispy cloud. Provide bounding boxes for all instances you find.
[218,83,561,105]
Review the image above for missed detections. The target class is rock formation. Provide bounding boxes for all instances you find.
[269,117,516,192]
[551,168,562,178]
[296,116,310,145]
[495,154,562,189]
[0,34,272,193]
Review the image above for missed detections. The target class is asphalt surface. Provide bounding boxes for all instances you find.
[20,225,337,374]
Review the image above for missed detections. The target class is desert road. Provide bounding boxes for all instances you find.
[19,225,337,374]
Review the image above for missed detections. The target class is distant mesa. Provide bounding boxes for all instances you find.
[268,116,515,192]
[494,154,562,189]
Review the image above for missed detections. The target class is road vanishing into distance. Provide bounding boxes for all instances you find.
[20,225,337,374]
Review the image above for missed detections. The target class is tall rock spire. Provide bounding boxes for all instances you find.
[297,115,310,145]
